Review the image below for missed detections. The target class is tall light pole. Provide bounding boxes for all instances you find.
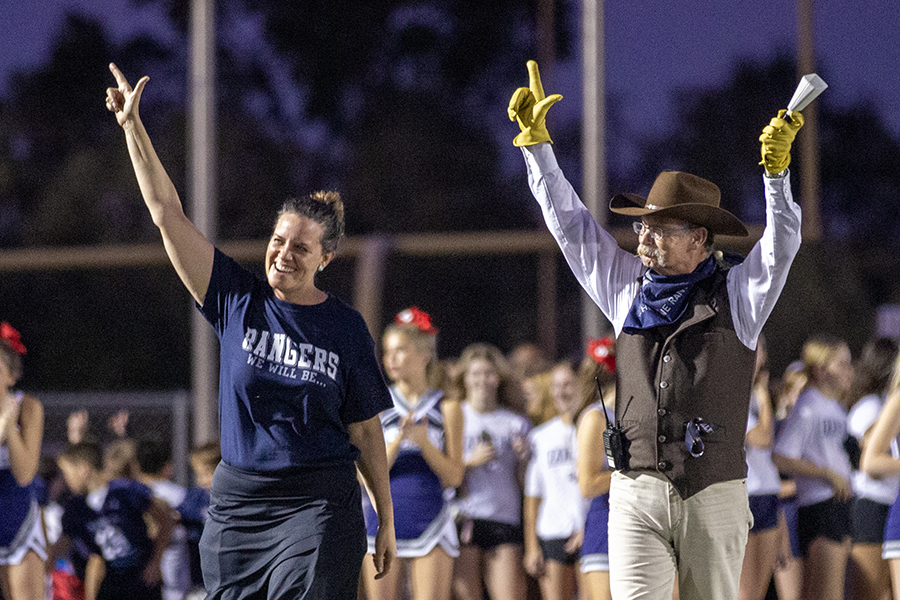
[189,0,218,444]
[797,0,822,241]
[581,0,606,341]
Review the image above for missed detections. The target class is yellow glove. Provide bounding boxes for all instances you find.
[508,60,563,147]
[759,109,804,174]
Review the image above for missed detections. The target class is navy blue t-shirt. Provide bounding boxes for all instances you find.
[61,479,154,580]
[198,249,393,472]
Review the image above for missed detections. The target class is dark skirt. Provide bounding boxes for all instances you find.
[200,461,366,600]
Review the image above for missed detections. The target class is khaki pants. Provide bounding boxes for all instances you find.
[608,471,752,600]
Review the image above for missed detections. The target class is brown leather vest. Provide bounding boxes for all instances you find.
[615,268,756,499]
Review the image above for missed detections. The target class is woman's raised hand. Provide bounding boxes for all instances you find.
[105,62,149,127]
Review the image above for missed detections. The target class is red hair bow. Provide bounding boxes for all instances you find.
[395,307,438,335]
[0,322,27,355]
[587,337,614,373]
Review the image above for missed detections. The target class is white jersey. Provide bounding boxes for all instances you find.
[848,394,900,505]
[458,403,531,525]
[149,480,191,600]
[745,393,782,496]
[525,417,588,540]
[773,387,852,507]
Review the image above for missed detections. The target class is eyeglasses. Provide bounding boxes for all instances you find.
[632,222,692,241]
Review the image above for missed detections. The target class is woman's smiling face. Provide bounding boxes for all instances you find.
[265,213,332,303]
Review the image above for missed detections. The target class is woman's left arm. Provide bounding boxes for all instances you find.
[5,394,43,486]
[349,415,396,579]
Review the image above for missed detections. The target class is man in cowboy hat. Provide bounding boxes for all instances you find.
[508,61,803,600]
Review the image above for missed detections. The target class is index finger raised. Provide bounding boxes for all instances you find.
[526,60,546,101]
[108,62,132,91]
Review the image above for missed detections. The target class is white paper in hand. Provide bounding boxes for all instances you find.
[786,74,828,118]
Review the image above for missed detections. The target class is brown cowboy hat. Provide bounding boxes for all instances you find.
[609,171,748,237]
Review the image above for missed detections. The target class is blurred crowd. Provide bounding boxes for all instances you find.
[6,314,900,600]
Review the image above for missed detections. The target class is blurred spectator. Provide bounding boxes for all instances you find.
[507,343,551,383]
[576,338,616,600]
[178,442,219,600]
[846,338,898,600]
[522,371,555,427]
[53,441,172,600]
[451,343,531,600]
[773,335,855,600]
[136,440,190,600]
[0,321,46,600]
[523,360,589,600]
[860,346,900,600]
[738,335,781,600]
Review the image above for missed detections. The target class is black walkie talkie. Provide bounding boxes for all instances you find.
[596,377,626,470]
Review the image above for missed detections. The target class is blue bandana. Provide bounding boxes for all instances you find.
[622,256,717,333]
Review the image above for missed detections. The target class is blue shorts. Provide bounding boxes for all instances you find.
[749,494,779,532]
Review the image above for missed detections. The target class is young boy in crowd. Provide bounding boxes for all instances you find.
[177,441,219,599]
[52,441,172,600]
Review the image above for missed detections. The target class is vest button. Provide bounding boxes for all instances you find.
[658,435,666,443]
[657,461,669,470]
[663,355,671,363]
[658,408,667,416]
[659,381,668,389]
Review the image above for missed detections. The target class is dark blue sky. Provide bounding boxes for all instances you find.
[1,0,899,140]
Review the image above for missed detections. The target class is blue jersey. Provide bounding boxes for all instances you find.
[198,249,393,471]
[365,387,447,540]
[61,479,154,581]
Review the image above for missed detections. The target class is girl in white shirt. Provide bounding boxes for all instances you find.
[845,338,898,600]
[860,346,900,600]
[524,360,589,600]
[773,335,855,600]
[451,343,531,600]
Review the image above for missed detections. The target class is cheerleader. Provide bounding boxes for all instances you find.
[362,308,464,600]
[450,343,531,600]
[524,360,590,600]
[576,338,616,600]
[860,345,900,600]
[773,335,855,600]
[0,322,46,600]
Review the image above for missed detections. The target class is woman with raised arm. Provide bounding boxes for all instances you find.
[362,308,463,600]
[0,323,46,600]
[105,63,395,599]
